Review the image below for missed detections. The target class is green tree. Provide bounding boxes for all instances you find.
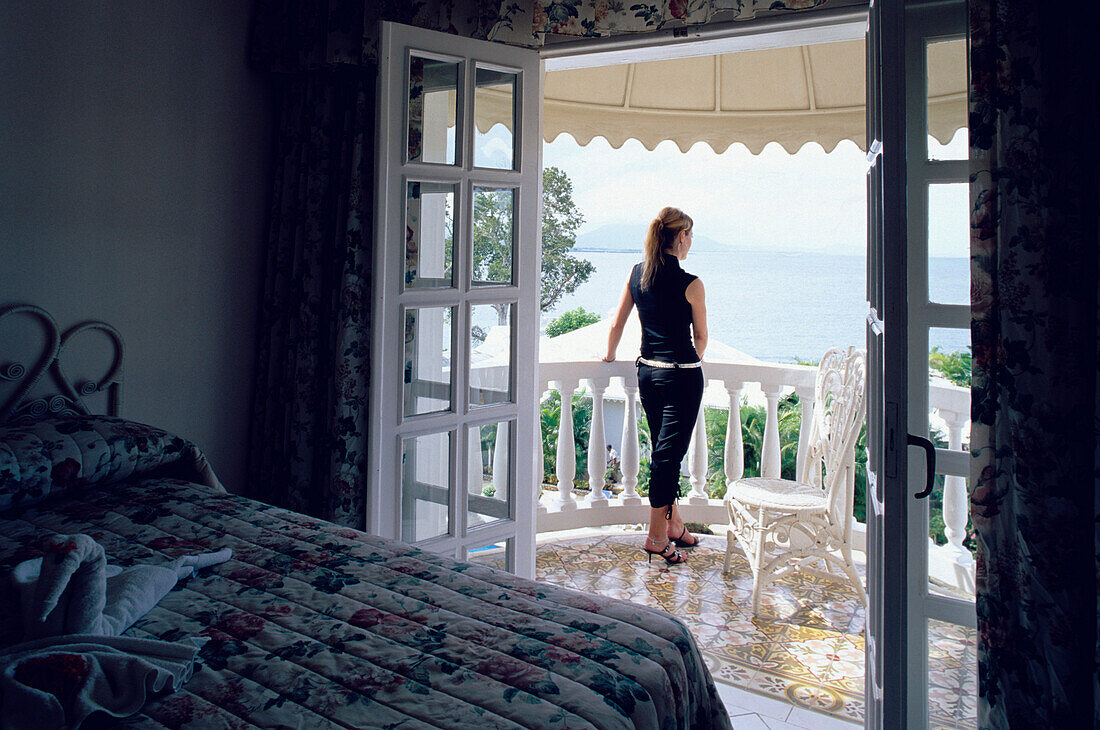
[546,307,601,337]
[472,166,593,326]
[929,346,972,387]
[541,166,594,311]
[471,188,514,328]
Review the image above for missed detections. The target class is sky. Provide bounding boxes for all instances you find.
[539,128,970,257]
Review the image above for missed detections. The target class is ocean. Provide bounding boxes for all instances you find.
[546,250,971,362]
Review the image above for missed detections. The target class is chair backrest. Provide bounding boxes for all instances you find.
[798,347,867,529]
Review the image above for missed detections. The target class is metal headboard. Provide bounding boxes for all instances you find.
[0,303,124,425]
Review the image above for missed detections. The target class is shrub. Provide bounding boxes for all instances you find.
[546,308,601,337]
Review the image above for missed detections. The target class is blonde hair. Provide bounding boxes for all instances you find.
[640,207,693,291]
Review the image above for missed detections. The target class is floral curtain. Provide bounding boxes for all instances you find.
[968,2,1097,727]
[485,0,866,44]
[250,0,865,68]
[247,67,374,528]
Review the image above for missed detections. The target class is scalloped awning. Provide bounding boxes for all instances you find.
[533,38,967,154]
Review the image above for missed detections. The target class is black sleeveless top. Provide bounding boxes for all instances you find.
[629,253,700,363]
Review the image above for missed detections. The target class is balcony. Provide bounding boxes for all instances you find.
[530,319,974,598]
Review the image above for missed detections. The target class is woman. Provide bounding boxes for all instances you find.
[603,207,708,565]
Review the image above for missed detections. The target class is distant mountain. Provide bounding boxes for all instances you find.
[572,223,732,253]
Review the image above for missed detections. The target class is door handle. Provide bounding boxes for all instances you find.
[907,434,936,499]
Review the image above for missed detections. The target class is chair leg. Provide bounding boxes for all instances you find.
[723,530,734,575]
[748,506,769,615]
[840,545,867,606]
[751,578,763,615]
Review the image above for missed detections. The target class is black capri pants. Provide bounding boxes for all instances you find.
[637,364,704,511]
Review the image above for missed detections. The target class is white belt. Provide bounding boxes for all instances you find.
[636,357,702,369]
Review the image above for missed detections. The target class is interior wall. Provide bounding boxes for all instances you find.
[0,1,274,491]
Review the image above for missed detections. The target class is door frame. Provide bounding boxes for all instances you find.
[366,8,974,726]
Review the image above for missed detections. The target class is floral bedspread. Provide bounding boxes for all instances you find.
[0,478,730,729]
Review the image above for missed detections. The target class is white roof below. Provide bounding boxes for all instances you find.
[538,312,761,365]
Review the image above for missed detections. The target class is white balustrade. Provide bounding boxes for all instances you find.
[760,384,783,478]
[620,381,642,504]
[939,409,972,563]
[553,379,577,510]
[794,384,814,480]
[686,401,708,502]
[724,384,744,484]
[586,378,609,505]
[536,355,971,585]
[467,435,483,497]
[926,380,974,595]
[492,422,509,496]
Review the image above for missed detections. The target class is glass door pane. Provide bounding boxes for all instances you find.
[474,66,517,169]
[466,538,512,571]
[407,55,460,165]
[927,326,973,600]
[403,306,454,417]
[467,420,513,528]
[925,38,968,162]
[404,182,456,289]
[471,187,515,286]
[927,184,969,305]
[401,430,453,542]
[927,618,977,727]
[469,303,513,406]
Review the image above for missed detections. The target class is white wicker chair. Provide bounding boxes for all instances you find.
[723,346,867,615]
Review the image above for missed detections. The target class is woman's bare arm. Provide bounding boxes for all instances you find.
[685,278,708,360]
[603,280,635,361]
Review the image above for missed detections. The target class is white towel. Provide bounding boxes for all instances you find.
[0,635,204,730]
[172,547,234,580]
[11,535,232,639]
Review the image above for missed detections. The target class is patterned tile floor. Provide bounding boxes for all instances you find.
[526,530,976,728]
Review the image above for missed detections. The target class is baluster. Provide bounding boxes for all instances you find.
[941,410,973,563]
[687,398,708,501]
[794,384,814,482]
[554,380,577,510]
[536,402,548,514]
[468,430,484,498]
[586,378,609,505]
[760,384,782,478]
[620,380,642,504]
[724,383,744,485]
[492,421,509,497]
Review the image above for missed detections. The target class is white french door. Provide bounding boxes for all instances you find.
[866,1,973,726]
[864,1,908,724]
[369,22,541,576]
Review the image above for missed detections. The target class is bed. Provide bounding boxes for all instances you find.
[0,304,731,729]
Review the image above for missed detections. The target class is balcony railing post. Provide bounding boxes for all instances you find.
[493,421,509,497]
[468,431,483,498]
[553,379,578,510]
[794,384,814,481]
[620,380,642,505]
[586,378,609,505]
[724,383,744,485]
[686,397,708,502]
[941,410,972,563]
[535,405,547,514]
[761,385,782,478]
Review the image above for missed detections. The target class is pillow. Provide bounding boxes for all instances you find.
[0,415,223,513]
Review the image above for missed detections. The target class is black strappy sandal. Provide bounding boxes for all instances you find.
[643,540,686,565]
[671,525,701,548]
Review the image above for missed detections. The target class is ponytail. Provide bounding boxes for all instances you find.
[640,207,693,290]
